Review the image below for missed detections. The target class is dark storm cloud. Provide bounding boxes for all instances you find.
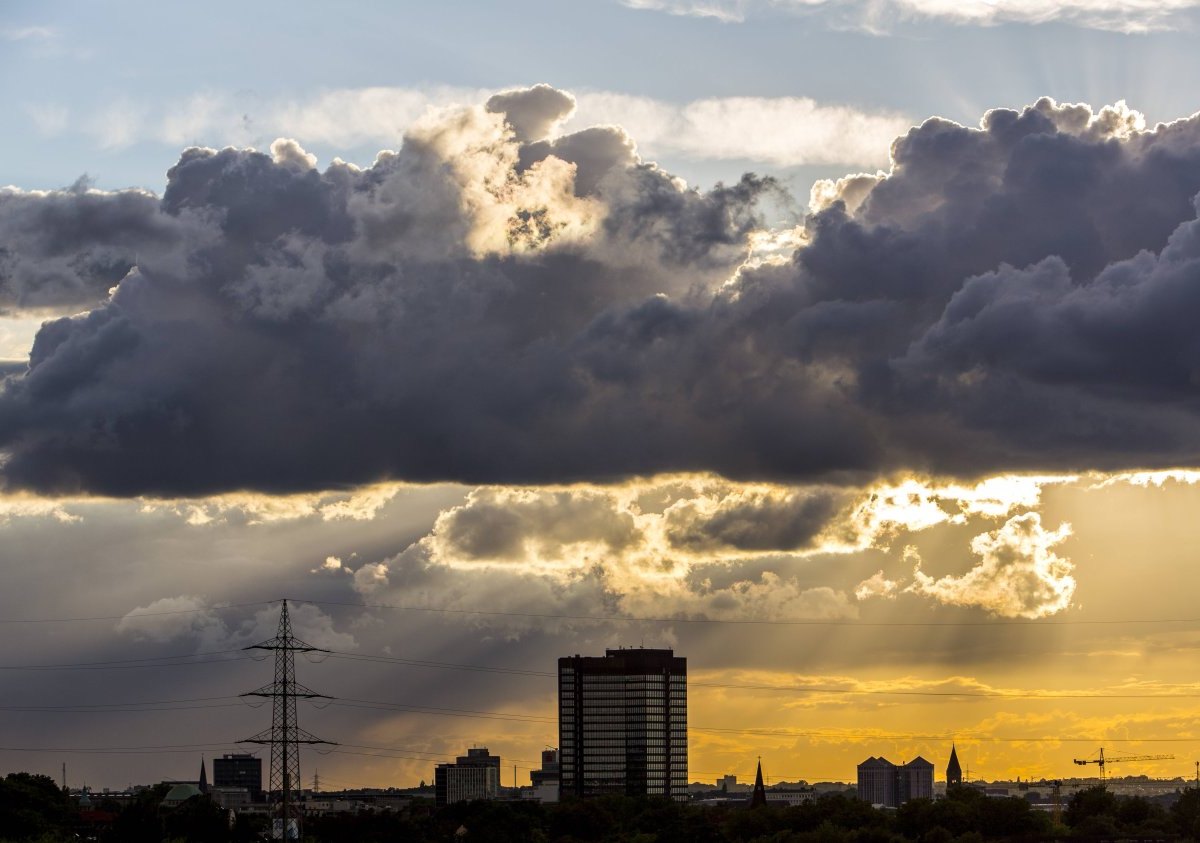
[437,489,642,561]
[663,489,844,553]
[5,91,1200,495]
[0,178,185,312]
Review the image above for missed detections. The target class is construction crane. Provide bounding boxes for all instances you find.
[1048,780,1063,825]
[1022,778,1069,824]
[1072,748,1174,784]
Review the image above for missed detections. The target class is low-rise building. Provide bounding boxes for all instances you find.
[209,786,251,809]
[766,788,818,806]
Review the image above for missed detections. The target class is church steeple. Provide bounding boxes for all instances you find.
[946,744,962,788]
[750,758,767,808]
[198,757,209,795]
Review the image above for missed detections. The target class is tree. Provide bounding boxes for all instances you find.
[100,783,170,843]
[162,795,231,842]
[0,772,73,840]
[1172,787,1200,838]
[971,796,1047,838]
[1063,785,1116,829]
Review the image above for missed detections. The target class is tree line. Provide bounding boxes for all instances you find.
[6,771,1200,842]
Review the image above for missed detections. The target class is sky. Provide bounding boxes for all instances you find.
[5,0,1200,793]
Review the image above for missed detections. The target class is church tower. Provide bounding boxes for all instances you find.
[946,744,962,788]
[750,758,767,808]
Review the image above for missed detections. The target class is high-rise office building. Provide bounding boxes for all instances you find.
[213,753,263,801]
[558,648,687,800]
[435,747,501,807]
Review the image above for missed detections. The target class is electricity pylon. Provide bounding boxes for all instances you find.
[242,600,335,840]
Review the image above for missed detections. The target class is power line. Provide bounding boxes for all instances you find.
[6,686,1200,748]
[0,702,248,714]
[687,726,1200,743]
[299,597,1200,628]
[9,688,1200,734]
[0,742,247,754]
[688,681,1200,700]
[331,743,542,766]
[330,699,555,724]
[0,601,273,625]
[6,642,1200,702]
[0,694,240,708]
[0,649,250,671]
[325,649,1200,702]
[6,595,1200,630]
[324,651,552,677]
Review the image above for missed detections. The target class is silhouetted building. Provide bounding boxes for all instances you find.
[947,744,962,788]
[858,757,896,806]
[530,748,560,787]
[856,756,934,807]
[435,747,501,807]
[198,759,208,795]
[750,760,767,808]
[902,757,934,802]
[559,648,687,800]
[213,753,262,801]
[162,783,203,808]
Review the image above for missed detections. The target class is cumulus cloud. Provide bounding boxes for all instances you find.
[836,475,1071,551]
[312,555,350,575]
[621,0,1200,32]
[487,84,578,143]
[0,87,777,495]
[355,528,857,630]
[686,574,857,620]
[908,513,1075,618]
[335,476,868,629]
[115,596,357,650]
[414,478,853,574]
[0,494,79,525]
[142,484,407,526]
[432,487,642,566]
[115,595,228,646]
[7,91,1200,494]
[854,570,900,600]
[330,473,1090,623]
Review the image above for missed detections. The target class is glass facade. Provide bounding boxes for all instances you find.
[559,649,687,801]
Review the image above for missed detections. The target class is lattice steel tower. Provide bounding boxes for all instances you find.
[242,600,334,839]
